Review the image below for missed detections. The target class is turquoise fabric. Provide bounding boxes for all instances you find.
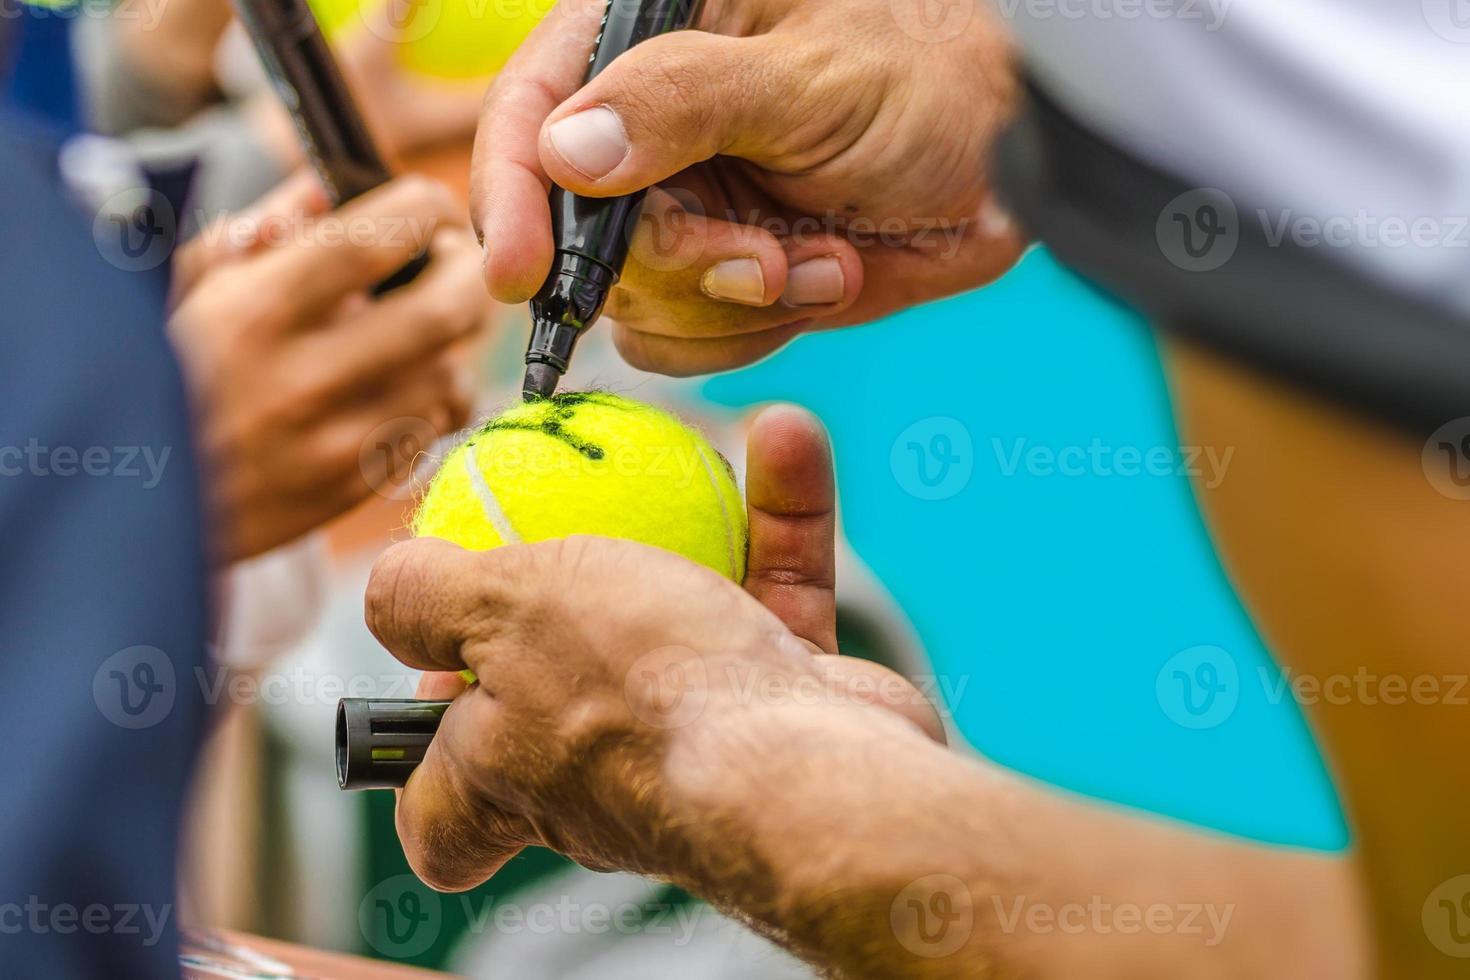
[704,249,1347,851]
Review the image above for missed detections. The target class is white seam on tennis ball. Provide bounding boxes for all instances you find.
[694,441,738,580]
[463,443,522,544]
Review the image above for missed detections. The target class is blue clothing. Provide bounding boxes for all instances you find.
[1,9,80,133]
[0,117,207,977]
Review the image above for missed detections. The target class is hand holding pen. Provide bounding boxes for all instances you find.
[474,0,1024,384]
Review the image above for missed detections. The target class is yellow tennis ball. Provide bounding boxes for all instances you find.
[399,0,550,80]
[308,0,549,79]
[413,393,748,582]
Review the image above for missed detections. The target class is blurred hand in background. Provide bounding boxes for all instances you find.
[251,18,490,170]
[106,0,488,163]
[109,0,234,122]
[473,0,1029,377]
[168,173,489,563]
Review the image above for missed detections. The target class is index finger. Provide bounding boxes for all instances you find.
[395,691,530,892]
[171,171,328,303]
[470,0,606,303]
[255,176,466,324]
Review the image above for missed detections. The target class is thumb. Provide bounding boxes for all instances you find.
[538,31,792,195]
[743,405,839,655]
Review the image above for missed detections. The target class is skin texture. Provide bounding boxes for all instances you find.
[387,3,1442,975]
[372,408,1370,978]
[470,0,1027,375]
[169,174,488,562]
[389,408,949,888]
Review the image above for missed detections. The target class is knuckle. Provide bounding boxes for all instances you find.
[416,289,464,339]
[314,420,369,478]
[518,537,596,600]
[420,184,460,225]
[275,366,336,426]
[400,839,473,894]
[391,173,442,210]
[491,74,555,120]
[424,292,483,345]
[365,541,423,643]
[621,47,710,141]
[752,564,836,593]
[602,287,641,322]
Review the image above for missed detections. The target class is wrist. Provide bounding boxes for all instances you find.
[661,692,978,939]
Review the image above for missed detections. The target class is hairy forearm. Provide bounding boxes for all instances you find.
[667,702,1368,979]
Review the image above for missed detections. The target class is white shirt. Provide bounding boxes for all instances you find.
[1001,0,1470,314]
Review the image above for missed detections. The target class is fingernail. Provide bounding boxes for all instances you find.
[701,257,766,305]
[782,256,844,307]
[546,106,629,181]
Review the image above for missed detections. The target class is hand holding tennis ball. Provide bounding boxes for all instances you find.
[368,402,944,892]
[412,392,747,582]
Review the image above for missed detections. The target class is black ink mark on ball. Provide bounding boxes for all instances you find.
[469,392,630,460]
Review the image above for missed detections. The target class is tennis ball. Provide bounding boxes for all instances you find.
[308,0,548,80]
[413,392,748,582]
[399,0,549,80]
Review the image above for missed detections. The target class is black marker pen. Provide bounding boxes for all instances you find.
[337,698,449,790]
[231,0,430,294]
[521,0,707,400]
